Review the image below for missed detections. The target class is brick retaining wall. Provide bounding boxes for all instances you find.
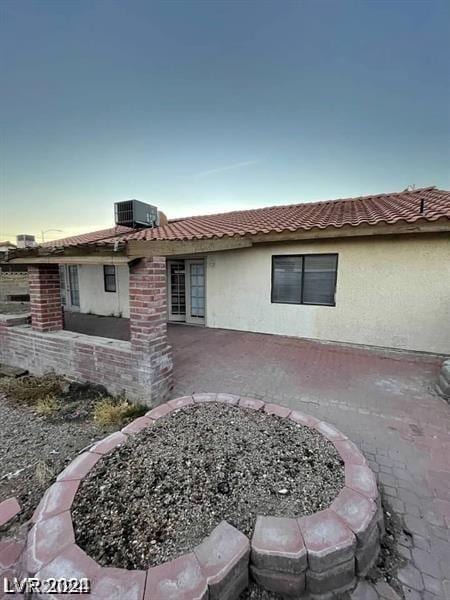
[0,313,171,404]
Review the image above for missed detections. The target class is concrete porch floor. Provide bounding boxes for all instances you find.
[63,310,130,341]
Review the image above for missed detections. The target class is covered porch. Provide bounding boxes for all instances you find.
[0,257,174,406]
[61,255,207,330]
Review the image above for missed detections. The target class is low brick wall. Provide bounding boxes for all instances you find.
[0,314,171,405]
[26,396,382,600]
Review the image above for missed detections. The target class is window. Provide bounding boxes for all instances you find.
[103,265,117,292]
[271,254,338,306]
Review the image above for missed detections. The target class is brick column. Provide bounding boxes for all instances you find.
[28,265,63,332]
[129,257,173,405]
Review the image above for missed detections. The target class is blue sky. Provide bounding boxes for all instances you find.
[1,0,449,241]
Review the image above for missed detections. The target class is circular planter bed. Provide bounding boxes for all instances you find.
[26,394,383,600]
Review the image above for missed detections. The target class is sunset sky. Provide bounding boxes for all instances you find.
[1,0,449,242]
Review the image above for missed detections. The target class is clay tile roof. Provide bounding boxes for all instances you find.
[44,186,450,248]
[43,225,134,248]
[109,186,450,243]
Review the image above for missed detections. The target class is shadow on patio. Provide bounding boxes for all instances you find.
[63,311,130,341]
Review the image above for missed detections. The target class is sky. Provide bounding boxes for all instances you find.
[0,0,449,242]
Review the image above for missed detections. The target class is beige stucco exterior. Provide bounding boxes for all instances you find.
[205,233,450,354]
[77,264,130,318]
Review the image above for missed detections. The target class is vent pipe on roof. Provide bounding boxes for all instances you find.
[419,199,425,214]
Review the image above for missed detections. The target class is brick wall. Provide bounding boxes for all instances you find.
[129,257,173,403]
[28,265,63,332]
[0,314,139,398]
[0,257,173,406]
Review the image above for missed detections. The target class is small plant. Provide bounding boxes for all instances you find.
[35,460,55,486]
[93,396,146,426]
[0,374,63,405]
[35,395,60,417]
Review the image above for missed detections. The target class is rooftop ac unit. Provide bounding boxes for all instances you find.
[114,200,159,228]
[16,234,36,248]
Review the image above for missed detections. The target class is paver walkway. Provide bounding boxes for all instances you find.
[169,324,450,600]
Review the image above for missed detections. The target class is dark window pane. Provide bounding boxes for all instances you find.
[103,266,116,292]
[272,256,302,303]
[303,255,337,305]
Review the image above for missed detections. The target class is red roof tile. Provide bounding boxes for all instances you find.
[44,226,134,248]
[47,187,450,248]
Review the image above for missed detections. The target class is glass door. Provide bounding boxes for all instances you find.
[60,265,80,311]
[68,265,80,309]
[186,259,205,325]
[168,260,186,321]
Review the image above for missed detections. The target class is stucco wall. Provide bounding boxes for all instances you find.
[205,234,450,354]
[78,264,130,318]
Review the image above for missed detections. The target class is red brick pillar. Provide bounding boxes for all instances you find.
[28,265,63,332]
[129,257,173,405]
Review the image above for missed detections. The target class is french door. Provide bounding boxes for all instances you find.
[186,260,206,325]
[168,259,205,325]
[59,265,80,311]
[168,261,186,322]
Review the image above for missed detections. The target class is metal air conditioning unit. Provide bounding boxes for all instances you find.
[114,200,159,228]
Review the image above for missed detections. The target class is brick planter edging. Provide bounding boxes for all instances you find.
[0,497,21,527]
[436,358,450,401]
[26,394,383,600]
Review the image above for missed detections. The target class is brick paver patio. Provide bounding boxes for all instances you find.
[1,323,448,598]
[169,324,450,600]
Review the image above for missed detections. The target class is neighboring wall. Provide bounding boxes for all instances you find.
[205,233,450,354]
[77,264,130,318]
[0,271,29,301]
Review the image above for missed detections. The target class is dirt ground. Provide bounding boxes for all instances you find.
[72,403,345,569]
[0,371,407,597]
[0,374,143,536]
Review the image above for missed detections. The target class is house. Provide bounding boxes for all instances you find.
[1,185,449,406]
[0,241,29,303]
[0,241,16,252]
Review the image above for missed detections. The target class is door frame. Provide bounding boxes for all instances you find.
[167,259,186,322]
[185,259,206,326]
[60,264,80,312]
[167,257,206,326]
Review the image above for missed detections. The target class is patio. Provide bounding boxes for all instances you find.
[11,306,450,597]
[63,310,130,341]
[169,324,450,599]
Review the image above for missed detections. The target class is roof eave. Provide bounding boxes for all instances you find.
[248,216,450,244]
[4,216,448,263]
[126,217,450,258]
[3,242,130,265]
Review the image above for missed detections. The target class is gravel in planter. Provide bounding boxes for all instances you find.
[72,403,345,569]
